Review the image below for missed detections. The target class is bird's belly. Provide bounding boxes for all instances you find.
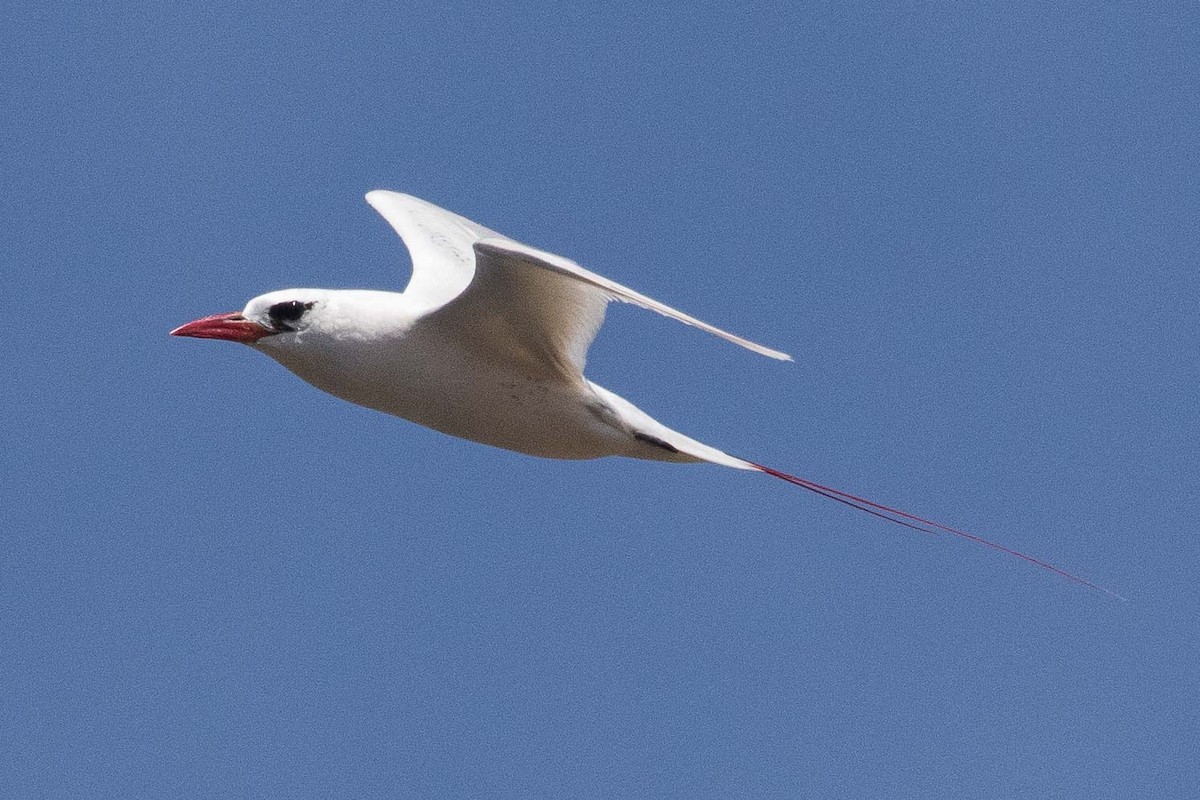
[382,377,622,459]
[291,349,624,459]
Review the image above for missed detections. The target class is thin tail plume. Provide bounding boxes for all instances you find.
[747,461,1122,599]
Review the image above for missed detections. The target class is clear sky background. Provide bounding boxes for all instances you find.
[2,4,1197,798]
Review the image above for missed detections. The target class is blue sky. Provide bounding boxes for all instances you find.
[3,3,1197,797]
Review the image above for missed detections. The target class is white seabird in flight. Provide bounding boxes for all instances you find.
[172,190,1111,595]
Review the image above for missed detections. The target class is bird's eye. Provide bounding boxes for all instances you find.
[268,300,314,330]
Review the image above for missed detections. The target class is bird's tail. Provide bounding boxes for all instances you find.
[647,421,1119,597]
[732,457,1121,598]
[602,384,1116,597]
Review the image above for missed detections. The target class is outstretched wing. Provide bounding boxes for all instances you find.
[426,238,792,380]
[471,239,793,363]
[366,190,792,379]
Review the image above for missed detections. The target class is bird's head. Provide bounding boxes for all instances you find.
[170,289,337,347]
[171,287,417,364]
[172,288,417,407]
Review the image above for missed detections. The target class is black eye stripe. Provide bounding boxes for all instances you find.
[268,300,314,329]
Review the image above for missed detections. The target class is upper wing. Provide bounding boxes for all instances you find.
[365,190,505,311]
[366,190,792,379]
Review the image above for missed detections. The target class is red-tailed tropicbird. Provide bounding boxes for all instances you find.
[172,190,1113,595]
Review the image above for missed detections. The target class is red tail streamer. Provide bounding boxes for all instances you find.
[749,461,1122,599]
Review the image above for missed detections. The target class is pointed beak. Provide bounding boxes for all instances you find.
[170,312,274,343]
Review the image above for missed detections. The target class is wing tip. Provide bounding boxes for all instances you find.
[739,340,793,361]
[364,189,399,207]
